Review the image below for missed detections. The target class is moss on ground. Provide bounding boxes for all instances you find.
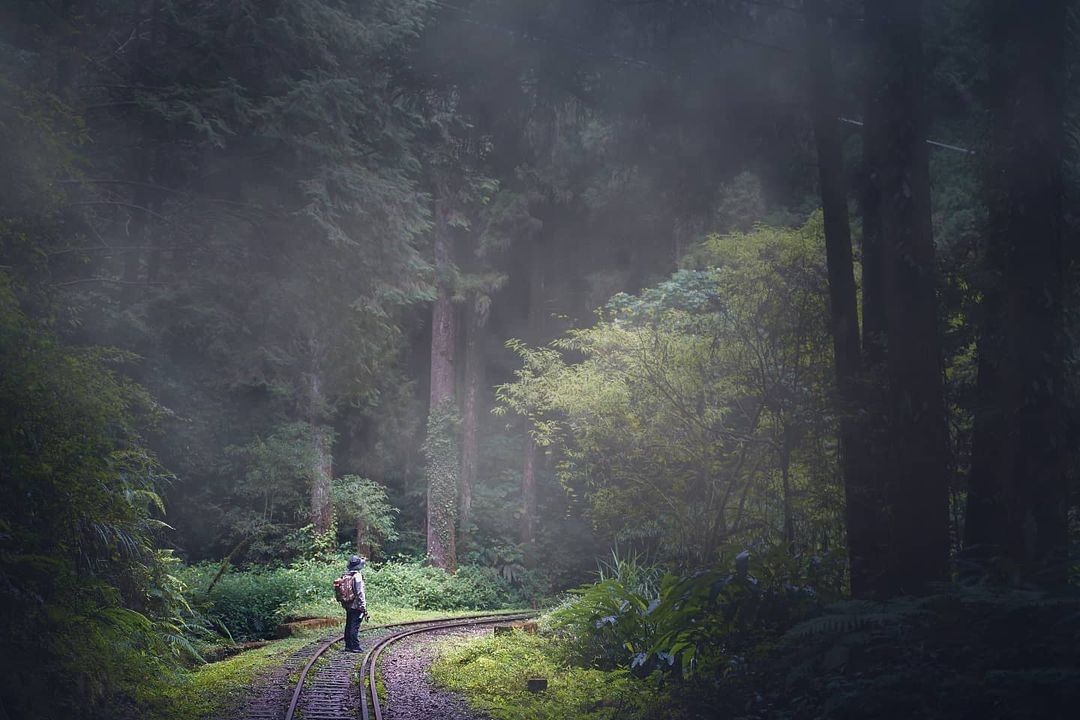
[149,633,319,720]
[431,631,658,720]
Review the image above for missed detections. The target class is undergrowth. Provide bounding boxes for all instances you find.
[180,555,525,642]
[143,632,319,720]
[444,553,1080,720]
[431,631,660,720]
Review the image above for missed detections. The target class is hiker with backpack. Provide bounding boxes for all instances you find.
[334,555,368,653]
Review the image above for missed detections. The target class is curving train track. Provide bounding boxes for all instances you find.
[281,611,534,720]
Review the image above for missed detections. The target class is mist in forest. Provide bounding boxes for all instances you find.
[1,1,1078,719]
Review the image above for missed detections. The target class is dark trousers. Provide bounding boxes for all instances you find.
[344,608,364,650]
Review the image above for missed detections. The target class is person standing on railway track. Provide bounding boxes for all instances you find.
[334,554,368,653]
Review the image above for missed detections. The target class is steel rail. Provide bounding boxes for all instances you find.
[359,612,534,720]
[282,611,533,720]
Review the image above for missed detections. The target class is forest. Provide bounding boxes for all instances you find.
[0,1,1078,718]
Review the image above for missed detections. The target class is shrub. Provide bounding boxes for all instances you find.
[550,548,824,678]
[366,559,515,611]
[0,280,195,718]
[182,556,522,641]
[548,552,663,670]
[445,565,515,608]
[769,585,1080,719]
[189,567,299,641]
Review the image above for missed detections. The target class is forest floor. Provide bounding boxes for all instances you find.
[431,628,656,720]
[157,629,329,720]
[165,610,507,720]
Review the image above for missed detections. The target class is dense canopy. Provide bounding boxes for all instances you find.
[1,1,1077,718]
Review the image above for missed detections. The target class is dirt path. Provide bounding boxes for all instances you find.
[379,626,490,720]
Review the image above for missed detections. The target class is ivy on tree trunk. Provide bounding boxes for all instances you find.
[426,192,458,571]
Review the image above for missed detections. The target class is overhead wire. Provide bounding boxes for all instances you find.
[840,118,976,156]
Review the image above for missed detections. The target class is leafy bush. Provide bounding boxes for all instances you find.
[199,569,299,641]
[0,279,195,718]
[549,552,662,671]
[637,583,1080,719]
[497,217,840,568]
[366,559,515,611]
[181,556,523,641]
[551,548,827,678]
[331,476,399,552]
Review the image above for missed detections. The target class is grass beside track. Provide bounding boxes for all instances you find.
[431,630,659,720]
[153,608,530,720]
[152,632,321,720]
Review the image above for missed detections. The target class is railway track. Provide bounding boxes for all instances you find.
[282,611,534,720]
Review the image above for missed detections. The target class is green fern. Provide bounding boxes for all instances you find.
[785,598,923,639]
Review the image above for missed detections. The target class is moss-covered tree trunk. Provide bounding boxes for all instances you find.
[307,371,334,538]
[426,194,458,571]
[459,294,488,548]
[311,425,334,536]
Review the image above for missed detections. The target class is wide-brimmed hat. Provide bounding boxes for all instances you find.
[347,555,365,571]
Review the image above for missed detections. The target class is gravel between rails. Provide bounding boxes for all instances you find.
[379,626,491,720]
[229,622,371,720]
[227,633,336,720]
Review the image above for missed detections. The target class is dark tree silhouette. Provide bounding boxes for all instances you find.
[965,0,1070,587]
[864,0,951,595]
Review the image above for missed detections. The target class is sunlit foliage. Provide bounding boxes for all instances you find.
[498,216,842,566]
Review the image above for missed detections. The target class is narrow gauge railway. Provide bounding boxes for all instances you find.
[282,612,535,720]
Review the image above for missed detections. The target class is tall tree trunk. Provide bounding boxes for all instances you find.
[779,421,795,556]
[521,435,537,547]
[965,0,1069,586]
[856,0,893,597]
[425,193,458,571]
[121,0,160,303]
[459,293,488,547]
[858,1,888,370]
[805,0,882,597]
[311,424,334,536]
[519,238,546,550]
[865,0,951,595]
[355,517,373,560]
[307,370,334,536]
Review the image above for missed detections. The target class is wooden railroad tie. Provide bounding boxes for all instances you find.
[275,616,341,637]
[493,620,538,636]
